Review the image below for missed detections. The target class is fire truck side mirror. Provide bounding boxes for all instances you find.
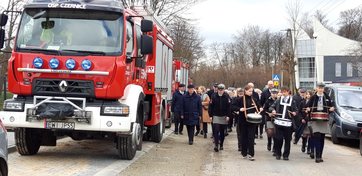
[0,14,8,26]
[0,29,5,49]
[141,35,153,55]
[141,19,153,33]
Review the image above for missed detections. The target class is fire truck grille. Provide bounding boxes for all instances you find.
[32,79,95,98]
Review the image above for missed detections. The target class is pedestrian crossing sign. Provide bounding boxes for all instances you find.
[272,74,280,81]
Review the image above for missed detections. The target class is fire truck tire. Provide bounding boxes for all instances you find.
[165,111,171,128]
[117,135,136,160]
[136,96,144,151]
[15,128,41,155]
[150,109,164,143]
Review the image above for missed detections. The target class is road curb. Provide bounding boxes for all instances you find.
[8,145,17,153]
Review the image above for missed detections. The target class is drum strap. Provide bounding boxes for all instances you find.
[243,96,259,118]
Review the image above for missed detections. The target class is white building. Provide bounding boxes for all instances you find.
[295,19,361,89]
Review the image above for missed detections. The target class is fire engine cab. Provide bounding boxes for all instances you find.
[0,0,174,160]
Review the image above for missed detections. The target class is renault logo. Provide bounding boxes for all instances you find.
[59,80,68,92]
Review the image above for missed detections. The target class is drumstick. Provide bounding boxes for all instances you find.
[244,106,256,110]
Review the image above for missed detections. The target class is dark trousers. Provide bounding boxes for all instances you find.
[174,113,184,133]
[202,122,208,133]
[255,116,265,136]
[236,123,242,150]
[213,123,226,147]
[274,126,293,158]
[308,136,314,153]
[240,122,256,157]
[228,116,234,129]
[196,124,200,132]
[186,125,195,142]
[312,132,325,159]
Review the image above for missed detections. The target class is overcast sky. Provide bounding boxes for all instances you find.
[187,0,362,45]
[0,0,361,46]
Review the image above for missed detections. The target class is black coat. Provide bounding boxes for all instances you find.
[208,92,231,117]
[263,97,277,121]
[181,92,202,126]
[260,89,272,106]
[171,90,184,113]
[269,96,298,120]
[232,95,261,124]
[306,93,335,113]
[293,94,304,127]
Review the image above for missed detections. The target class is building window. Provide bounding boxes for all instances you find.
[358,62,362,77]
[298,57,315,78]
[347,62,353,77]
[335,62,341,77]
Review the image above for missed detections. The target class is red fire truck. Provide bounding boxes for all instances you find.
[0,0,174,160]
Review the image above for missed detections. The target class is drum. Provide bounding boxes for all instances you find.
[274,118,292,127]
[310,112,329,121]
[246,113,262,124]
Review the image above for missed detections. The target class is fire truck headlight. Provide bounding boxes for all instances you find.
[3,100,24,112]
[81,59,92,71]
[65,59,76,70]
[33,57,43,69]
[49,58,60,69]
[101,106,130,116]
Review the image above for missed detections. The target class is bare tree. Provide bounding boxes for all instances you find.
[122,0,201,25]
[0,0,24,95]
[338,7,362,41]
[169,19,205,74]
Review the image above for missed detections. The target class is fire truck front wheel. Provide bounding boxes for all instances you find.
[15,128,41,155]
[117,134,137,160]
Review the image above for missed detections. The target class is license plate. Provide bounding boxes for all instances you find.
[46,121,75,130]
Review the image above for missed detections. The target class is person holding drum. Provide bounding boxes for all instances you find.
[270,86,297,161]
[263,88,279,154]
[233,84,263,161]
[208,84,231,152]
[305,82,335,163]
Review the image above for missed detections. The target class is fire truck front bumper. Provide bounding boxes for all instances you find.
[0,96,133,133]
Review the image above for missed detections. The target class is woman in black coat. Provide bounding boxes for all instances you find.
[181,84,202,145]
[233,84,262,161]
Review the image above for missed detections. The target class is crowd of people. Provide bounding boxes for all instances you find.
[171,80,335,163]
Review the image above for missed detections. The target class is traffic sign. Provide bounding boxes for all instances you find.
[272,74,280,81]
[273,81,279,87]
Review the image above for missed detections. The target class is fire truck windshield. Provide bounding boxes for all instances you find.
[16,8,124,56]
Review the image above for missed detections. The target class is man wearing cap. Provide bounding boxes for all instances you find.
[181,84,202,145]
[293,88,307,144]
[171,84,186,135]
[208,83,231,152]
[305,82,335,163]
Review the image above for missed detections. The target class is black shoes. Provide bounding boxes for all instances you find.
[200,130,204,135]
[310,153,315,159]
[195,131,200,136]
[214,146,219,152]
[189,141,193,145]
[174,132,178,135]
[301,147,306,153]
[204,133,207,138]
[283,157,289,161]
[220,145,224,150]
[267,145,271,151]
[276,156,281,160]
[315,158,324,163]
[179,132,183,135]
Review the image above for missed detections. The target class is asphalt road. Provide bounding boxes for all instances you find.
[6,125,362,176]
